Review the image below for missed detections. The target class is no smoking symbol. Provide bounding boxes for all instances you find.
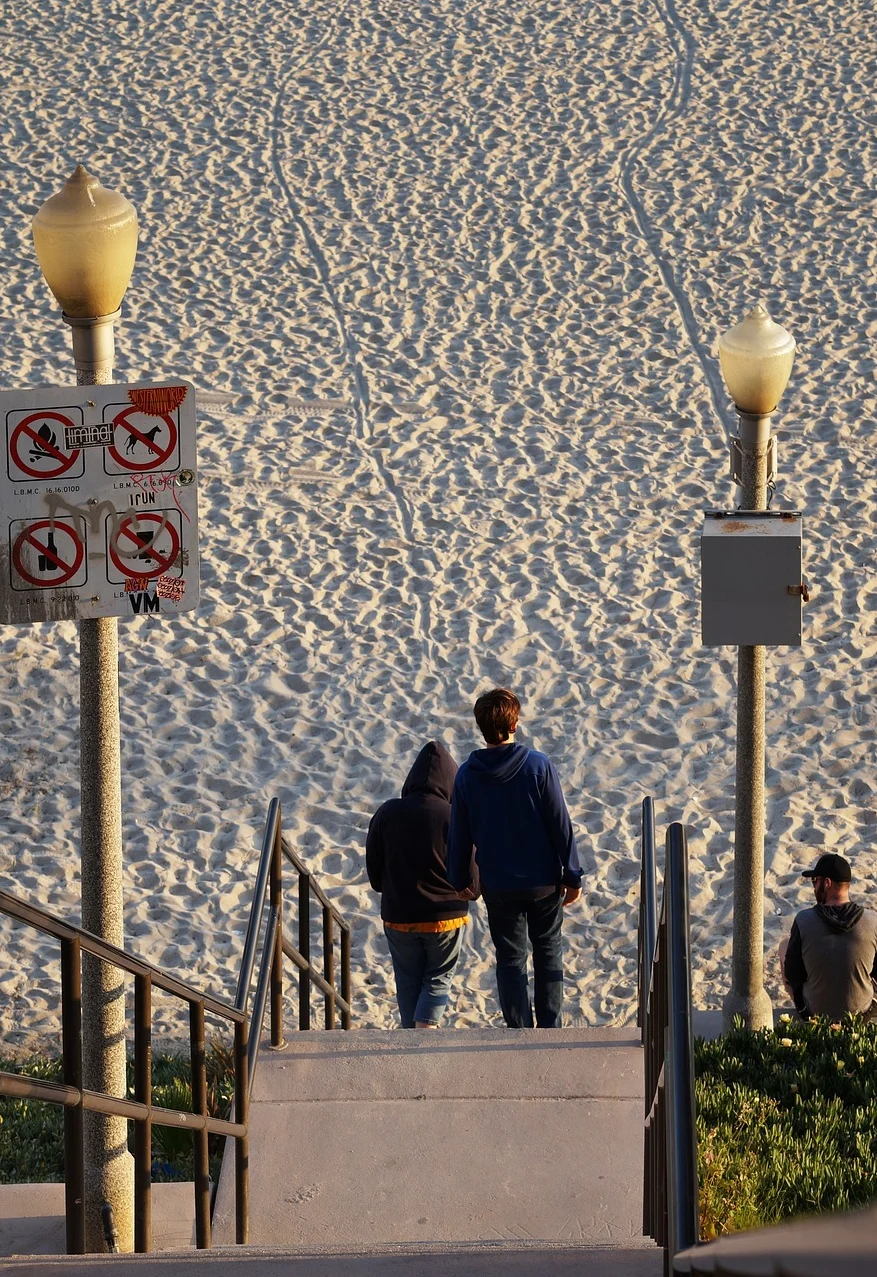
[12,519,85,589]
[110,512,181,580]
[107,407,178,472]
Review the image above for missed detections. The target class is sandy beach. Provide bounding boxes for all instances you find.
[1,0,877,1047]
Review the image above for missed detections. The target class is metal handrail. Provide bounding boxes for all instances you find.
[638,796,658,1041]
[0,891,246,1018]
[641,813,699,1269]
[0,1070,245,1136]
[235,797,281,1016]
[0,796,352,1256]
[0,889,247,1254]
[235,798,352,1074]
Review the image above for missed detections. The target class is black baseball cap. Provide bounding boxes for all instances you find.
[801,853,851,882]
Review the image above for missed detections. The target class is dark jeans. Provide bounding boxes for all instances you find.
[484,888,564,1028]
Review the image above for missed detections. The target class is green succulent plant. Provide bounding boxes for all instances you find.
[695,1016,877,1238]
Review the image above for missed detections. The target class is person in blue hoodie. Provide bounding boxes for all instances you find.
[446,688,583,1029]
[367,740,478,1028]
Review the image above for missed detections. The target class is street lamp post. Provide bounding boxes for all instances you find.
[32,166,138,1252]
[717,303,796,1032]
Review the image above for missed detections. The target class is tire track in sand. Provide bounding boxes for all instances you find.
[618,0,732,442]
[270,14,439,653]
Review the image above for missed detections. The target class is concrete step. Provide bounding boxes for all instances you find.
[252,1025,643,1101]
[212,1026,648,1250]
[0,1240,663,1275]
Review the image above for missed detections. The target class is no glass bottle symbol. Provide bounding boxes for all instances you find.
[11,519,85,589]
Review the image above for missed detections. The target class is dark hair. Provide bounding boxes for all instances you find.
[473,688,520,745]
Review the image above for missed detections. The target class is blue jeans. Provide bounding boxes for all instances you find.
[384,925,465,1028]
[484,888,564,1028]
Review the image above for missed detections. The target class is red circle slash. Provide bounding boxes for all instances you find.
[109,512,181,579]
[107,407,178,472]
[10,412,81,479]
[12,519,85,588]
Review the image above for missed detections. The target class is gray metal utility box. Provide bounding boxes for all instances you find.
[701,511,803,646]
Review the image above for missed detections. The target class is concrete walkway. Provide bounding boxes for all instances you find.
[0,1242,662,1275]
[0,1183,198,1257]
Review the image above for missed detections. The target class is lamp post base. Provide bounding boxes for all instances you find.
[721,986,773,1033]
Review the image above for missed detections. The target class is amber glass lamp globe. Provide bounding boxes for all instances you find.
[31,166,138,319]
[717,304,796,416]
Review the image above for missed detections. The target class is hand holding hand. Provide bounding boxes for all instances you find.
[458,885,479,901]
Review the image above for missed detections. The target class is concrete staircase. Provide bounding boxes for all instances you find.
[3,1026,662,1275]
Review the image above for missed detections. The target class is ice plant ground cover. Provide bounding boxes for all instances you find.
[696,1016,877,1237]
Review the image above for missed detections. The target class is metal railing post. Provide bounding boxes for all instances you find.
[234,1018,249,1246]
[61,937,85,1256]
[665,823,699,1261]
[299,872,311,1031]
[341,925,351,1030]
[323,906,336,1029]
[642,803,700,1269]
[270,817,284,1048]
[133,974,152,1253]
[639,796,657,1041]
[189,1000,211,1249]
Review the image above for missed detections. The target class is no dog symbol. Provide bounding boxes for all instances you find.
[107,407,178,472]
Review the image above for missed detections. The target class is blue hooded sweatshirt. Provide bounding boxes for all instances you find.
[446,742,582,894]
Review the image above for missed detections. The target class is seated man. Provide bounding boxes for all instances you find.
[783,852,877,1021]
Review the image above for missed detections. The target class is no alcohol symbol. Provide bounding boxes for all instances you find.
[11,519,85,588]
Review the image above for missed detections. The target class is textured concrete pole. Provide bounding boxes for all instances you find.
[722,411,774,1032]
[67,312,135,1252]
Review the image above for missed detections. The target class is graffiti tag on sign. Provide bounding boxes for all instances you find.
[128,470,191,520]
[65,423,112,449]
[129,590,160,615]
[156,575,186,602]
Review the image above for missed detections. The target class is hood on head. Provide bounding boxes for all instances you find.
[401,740,457,802]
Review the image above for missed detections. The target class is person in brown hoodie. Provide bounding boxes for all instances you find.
[366,740,477,1028]
[783,852,877,1021]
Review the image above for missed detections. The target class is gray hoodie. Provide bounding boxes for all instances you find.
[784,903,877,1019]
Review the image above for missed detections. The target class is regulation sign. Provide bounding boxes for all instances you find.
[0,380,199,624]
